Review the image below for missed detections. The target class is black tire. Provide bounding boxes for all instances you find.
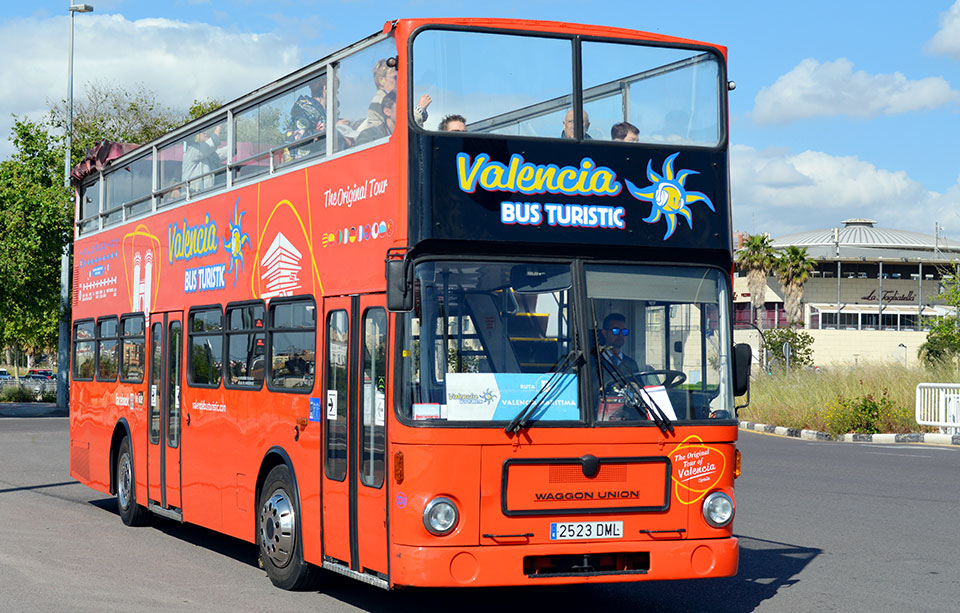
[257,464,319,590]
[116,437,148,526]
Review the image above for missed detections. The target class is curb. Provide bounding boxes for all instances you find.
[738,421,960,446]
[0,402,67,418]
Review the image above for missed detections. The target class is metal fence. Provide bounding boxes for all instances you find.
[0,378,56,398]
[916,383,960,435]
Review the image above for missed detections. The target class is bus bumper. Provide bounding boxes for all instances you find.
[389,536,738,587]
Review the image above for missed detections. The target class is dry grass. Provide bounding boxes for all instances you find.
[738,363,960,433]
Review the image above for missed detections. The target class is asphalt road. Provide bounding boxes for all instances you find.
[1,416,958,611]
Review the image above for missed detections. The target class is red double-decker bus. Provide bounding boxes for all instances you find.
[69,18,751,590]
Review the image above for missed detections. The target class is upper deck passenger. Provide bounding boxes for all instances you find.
[561,109,591,139]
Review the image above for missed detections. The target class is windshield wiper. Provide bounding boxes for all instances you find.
[598,348,673,434]
[505,349,582,435]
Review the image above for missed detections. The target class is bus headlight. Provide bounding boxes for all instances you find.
[702,492,735,528]
[423,496,459,535]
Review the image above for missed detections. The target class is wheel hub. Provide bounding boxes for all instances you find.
[118,454,132,508]
[259,488,295,568]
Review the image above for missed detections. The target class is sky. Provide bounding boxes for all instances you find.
[1,0,959,240]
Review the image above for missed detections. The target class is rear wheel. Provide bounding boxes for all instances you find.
[116,437,148,526]
[257,464,319,590]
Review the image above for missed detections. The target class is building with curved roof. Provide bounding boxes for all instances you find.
[733,219,960,366]
[771,218,960,262]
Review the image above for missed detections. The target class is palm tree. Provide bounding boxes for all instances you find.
[775,246,816,326]
[737,234,777,329]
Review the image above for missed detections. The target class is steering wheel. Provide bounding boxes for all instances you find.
[633,369,687,389]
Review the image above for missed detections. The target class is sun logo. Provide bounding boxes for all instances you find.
[481,388,499,405]
[222,198,250,288]
[624,152,714,240]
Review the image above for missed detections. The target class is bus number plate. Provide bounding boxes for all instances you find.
[550,521,623,540]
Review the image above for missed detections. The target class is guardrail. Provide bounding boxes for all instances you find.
[916,383,960,435]
[0,378,56,398]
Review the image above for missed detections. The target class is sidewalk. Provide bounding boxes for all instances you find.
[0,402,67,418]
[739,420,960,446]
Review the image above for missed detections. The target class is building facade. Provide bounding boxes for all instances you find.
[733,219,960,366]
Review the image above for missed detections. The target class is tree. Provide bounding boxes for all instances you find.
[2,83,212,367]
[0,118,71,367]
[737,234,777,329]
[775,245,816,326]
[49,82,183,161]
[187,98,224,122]
[762,327,815,372]
[919,262,960,366]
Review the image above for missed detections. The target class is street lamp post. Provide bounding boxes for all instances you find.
[57,2,94,411]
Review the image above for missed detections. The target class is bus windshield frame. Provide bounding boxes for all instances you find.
[398,257,735,428]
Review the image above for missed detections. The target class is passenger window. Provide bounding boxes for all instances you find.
[233,88,298,181]
[268,298,316,392]
[582,41,721,146]
[150,323,162,444]
[120,314,146,383]
[225,302,265,388]
[73,320,96,380]
[105,154,152,224]
[333,36,397,151]
[79,178,100,235]
[325,310,348,481]
[158,119,228,204]
[360,308,387,487]
[97,317,119,381]
[188,307,223,387]
[413,30,572,137]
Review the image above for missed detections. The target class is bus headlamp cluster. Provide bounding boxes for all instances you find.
[423,497,459,535]
[701,492,735,528]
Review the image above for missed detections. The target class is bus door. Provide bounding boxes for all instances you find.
[146,311,183,514]
[321,295,389,577]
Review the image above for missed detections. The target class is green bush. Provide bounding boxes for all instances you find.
[740,363,951,434]
[0,385,31,402]
[822,391,891,436]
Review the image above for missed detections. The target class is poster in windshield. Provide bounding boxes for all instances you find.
[443,372,578,421]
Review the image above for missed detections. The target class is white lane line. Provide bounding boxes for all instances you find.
[864,451,930,458]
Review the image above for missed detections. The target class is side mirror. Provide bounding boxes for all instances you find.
[385,249,413,311]
[733,343,752,399]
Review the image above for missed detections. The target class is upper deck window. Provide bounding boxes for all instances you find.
[159,119,228,204]
[582,41,721,146]
[412,28,721,145]
[412,30,573,136]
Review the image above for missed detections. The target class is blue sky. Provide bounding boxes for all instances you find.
[1,1,959,239]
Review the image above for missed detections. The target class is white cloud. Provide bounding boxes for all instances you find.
[731,144,960,239]
[928,0,960,57]
[0,13,301,159]
[752,58,960,123]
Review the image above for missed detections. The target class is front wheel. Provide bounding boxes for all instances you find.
[257,464,319,590]
[116,437,148,526]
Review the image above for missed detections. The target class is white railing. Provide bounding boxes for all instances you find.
[916,383,960,434]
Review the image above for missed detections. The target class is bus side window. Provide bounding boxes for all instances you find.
[325,310,348,481]
[225,302,265,389]
[73,320,96,380]
[120,313,146,383]
[188,306,223,387]
[360,308,387,487]
[268,297,316,392]
[97,316,119,382]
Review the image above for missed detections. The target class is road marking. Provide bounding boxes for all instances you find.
[864,451,930,458]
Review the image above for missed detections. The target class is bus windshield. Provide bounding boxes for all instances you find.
[412,28,722,145]
[399,260,733,425]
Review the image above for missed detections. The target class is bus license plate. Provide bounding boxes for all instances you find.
[550,521,623,540]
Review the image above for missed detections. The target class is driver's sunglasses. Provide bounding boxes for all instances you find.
[606,327,630,336]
